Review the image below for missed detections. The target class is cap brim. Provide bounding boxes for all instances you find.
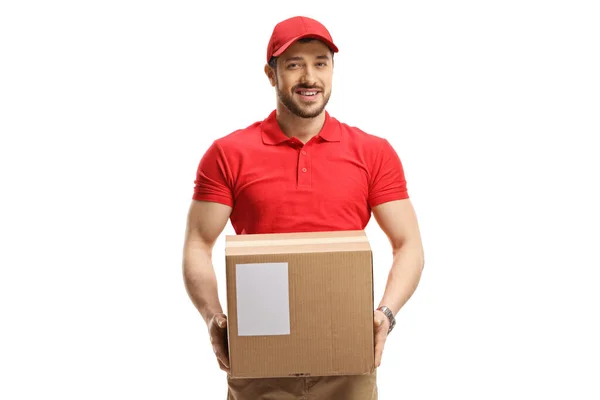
[272,34,339,58]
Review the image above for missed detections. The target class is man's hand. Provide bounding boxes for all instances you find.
[374,310,390,368]
[208,313,230,373]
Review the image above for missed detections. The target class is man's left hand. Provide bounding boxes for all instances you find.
[374,310,390,367]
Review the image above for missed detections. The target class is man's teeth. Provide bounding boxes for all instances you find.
[299,91,317,96]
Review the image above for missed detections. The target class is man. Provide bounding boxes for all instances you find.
[183,16,424,400]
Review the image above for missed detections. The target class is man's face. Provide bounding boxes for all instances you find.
[269,40,333,119]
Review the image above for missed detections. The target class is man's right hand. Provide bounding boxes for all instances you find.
[208,313,230,373]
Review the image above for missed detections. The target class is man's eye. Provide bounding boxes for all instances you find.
[287,63,299,69]
[317,62,327,67]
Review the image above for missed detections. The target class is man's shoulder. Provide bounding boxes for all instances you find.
[211,120,263,151]
[333,117,389,146]
[217,121,261,141]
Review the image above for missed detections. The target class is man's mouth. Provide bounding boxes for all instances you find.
[295,88,321,101]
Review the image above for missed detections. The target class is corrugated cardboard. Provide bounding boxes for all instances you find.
[225,230,375,379]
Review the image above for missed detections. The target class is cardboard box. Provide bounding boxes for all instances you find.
[225,230,375,379]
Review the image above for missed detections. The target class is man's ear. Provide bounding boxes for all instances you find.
[264,64,276,87]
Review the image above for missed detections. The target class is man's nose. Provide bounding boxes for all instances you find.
[299,66,317,86]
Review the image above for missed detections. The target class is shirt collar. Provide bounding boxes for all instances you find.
[261,110,341,145]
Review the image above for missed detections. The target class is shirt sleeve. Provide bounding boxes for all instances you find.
[368,139,409,208]
[192,140,234,207]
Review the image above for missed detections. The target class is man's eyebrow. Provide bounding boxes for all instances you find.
[283,54,331,62]
[283,56,304,62]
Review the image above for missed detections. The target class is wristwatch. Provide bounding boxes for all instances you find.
[377,306,396,334]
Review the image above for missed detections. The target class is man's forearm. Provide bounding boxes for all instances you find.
[378,243,425,316]
[183,243,223,325]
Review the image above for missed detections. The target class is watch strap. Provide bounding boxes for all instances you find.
[377,306,396,334]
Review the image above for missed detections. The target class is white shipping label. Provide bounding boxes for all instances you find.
[235,262,291,336]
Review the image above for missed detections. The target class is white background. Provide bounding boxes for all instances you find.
[1,0,599,399]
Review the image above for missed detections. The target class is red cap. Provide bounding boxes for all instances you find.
[266,16,339,63]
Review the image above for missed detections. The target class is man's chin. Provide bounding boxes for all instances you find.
[291,102,326,119]
[296,110,324,119]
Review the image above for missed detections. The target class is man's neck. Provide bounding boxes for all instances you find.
[276,105,326,144]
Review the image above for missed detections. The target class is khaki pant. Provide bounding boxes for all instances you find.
[227,370,377,400]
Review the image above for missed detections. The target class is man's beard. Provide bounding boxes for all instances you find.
[276,83,331,119]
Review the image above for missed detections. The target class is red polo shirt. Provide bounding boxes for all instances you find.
[192,110,409,234]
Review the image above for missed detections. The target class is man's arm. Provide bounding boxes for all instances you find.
[373,198,425,315]
[182,200,232,323]
[371,198,425,367]
[182,200,232,372]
